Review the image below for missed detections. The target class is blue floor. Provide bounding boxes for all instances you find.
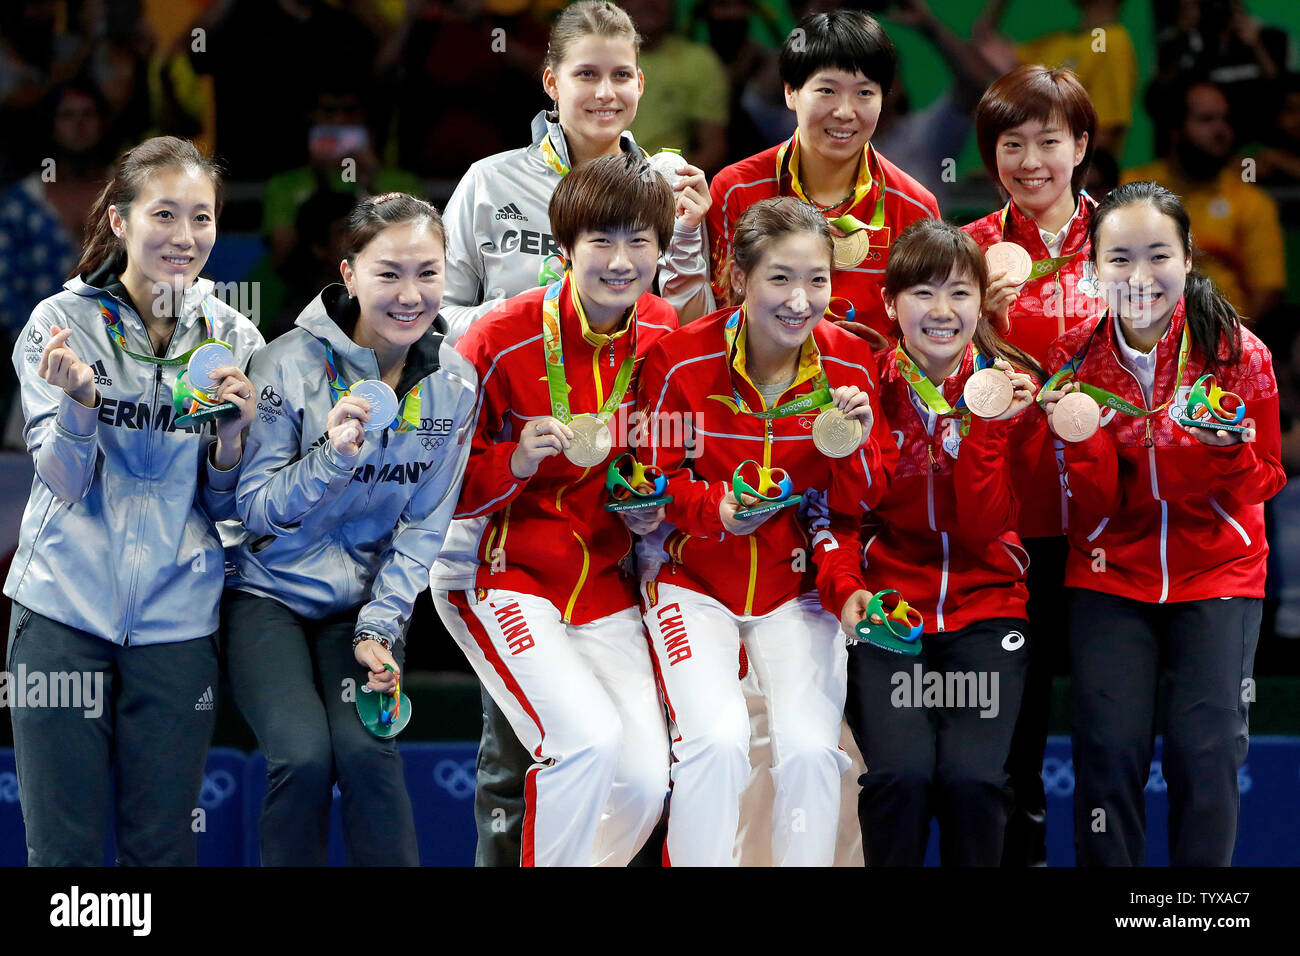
[2,737,1297,865]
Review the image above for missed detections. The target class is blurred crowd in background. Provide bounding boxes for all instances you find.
[3,0,1300,667]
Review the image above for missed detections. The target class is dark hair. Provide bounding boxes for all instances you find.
[342,192,445,264]
[884,219,1045,380]
[1088,180,1242,371]
[974,65,1098,197]
[73,136,222,280]
[549,153,674,253]
[779,10,896,96]
[724,197,831,306]
[545,0,641,74]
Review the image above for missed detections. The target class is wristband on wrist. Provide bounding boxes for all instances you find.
[352,632,392,651]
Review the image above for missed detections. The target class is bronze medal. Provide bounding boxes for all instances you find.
[962,367,1015,419]
[564,414,613,468]
[1052,391,1101,443]
[985,242,1033,285]
[812,407,864,458]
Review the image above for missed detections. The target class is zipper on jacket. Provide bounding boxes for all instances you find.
[743,415,776,615]
[1111,348,1171,600]
[121,360,166,643]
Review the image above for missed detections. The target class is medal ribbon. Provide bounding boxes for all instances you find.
[1035,311,1192,418]
[97,295,227,366]
[778,132,880,218]
[894,342,993,436]
[323,341,422,432]
[540,274,637,425]
[539,132,570,178]
[995,200,1086,281]
[719,307,834,419]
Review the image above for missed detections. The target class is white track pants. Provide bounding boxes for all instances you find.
[643,583,850,866]
[434,588,669,867]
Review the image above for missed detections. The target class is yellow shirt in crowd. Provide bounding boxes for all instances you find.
[1121,159,1286,317]
[1018,23,1138,133]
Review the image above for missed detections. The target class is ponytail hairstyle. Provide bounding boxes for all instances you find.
[545,1,641,76]
[73,136,222,281]
[884,219,1046,381]
[1088,180,1242,372]
[723,197,833,308]
[342,192,445,265]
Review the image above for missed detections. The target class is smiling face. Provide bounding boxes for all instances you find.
[734,231,832,360]
[565,226,660,330]
[994,115,1088,220]
[784,68,882,165]
[110,165,216,302]
[886,265,982,380]
[543,35,644,154]
[1094,202,1191,335]
[341,220,445,352]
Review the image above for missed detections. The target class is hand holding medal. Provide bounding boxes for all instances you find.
[326,392,372,458]
[962,358,1035,422]
[173,343,252,430]
[509,417,575,479]
[815,384,872,457]
[983,242,1032,332]
[1039,382,1101,442]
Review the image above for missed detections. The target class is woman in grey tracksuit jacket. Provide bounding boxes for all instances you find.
[4,137,263,866]
[223,194,477,866]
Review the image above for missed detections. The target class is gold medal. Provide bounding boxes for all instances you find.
[564,414,613,468]
[833,229,870,270]
[1052,391,1100,443]
[812,407,864,458]
[962,367,1014,419]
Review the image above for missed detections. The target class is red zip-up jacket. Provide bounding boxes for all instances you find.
[452,279,678,624]
[1047,300,1284,602]
[637,307,893,617]
[815,344,1046,632]
[963,194,1104,539]
[708,139,939,342]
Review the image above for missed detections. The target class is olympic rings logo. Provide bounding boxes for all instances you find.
[433,758,476,799]
[199,770,238,809]
[1041,756,1075,796]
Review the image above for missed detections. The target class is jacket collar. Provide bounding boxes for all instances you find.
[529,110,642,173]
[297,284,443,397]
[728,310,824,407]
[1096,297,1190,405]
[1003,191,1096,259]
[68,265,214,335]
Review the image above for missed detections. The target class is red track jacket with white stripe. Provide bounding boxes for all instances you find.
[962,195,1104,538]
[637,307,892,617]
[814,343,1045,632]
[1046,300,1284,603]
[449,280,678,625]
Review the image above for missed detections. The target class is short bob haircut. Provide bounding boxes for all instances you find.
[778,10,896,96]
[549,152,675,253]
[975,64,1098,196]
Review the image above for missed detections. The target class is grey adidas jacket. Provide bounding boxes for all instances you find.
[4,272,264,646]
[227,286,477,648]
[440,110,714,344]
